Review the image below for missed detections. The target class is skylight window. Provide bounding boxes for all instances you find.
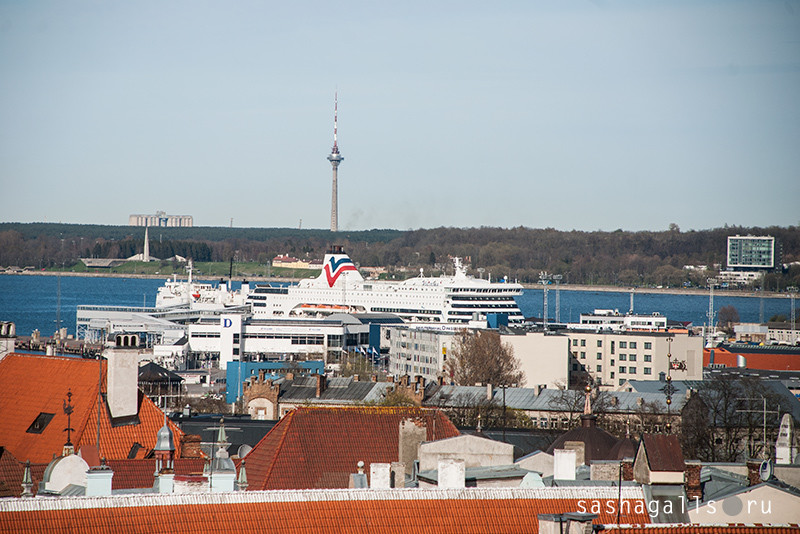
[26,412,55,434]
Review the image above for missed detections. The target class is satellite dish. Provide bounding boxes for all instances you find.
[759,459,773,481]
[238,444,253,458]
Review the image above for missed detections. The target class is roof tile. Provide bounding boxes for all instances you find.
[0,353,185,464]
[245,406,460,490]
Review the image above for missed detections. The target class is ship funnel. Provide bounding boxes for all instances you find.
[318,250,363,287]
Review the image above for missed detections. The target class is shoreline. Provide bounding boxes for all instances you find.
[1,270,788,299]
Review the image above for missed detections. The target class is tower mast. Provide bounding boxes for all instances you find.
[327,93,344,232]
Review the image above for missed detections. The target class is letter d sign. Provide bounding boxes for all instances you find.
[222,318,232,328]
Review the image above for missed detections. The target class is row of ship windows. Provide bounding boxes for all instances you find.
[372,307,440,315]
[249,288,290,296]
[449,287,519,293]
[450,303,520,309]
[448,310,523,316]
[450,296,518,302]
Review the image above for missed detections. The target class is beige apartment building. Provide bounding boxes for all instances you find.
[563,329,703,388]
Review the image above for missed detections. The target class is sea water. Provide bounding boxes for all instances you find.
[0,274,793,338]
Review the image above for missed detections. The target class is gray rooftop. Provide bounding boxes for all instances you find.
[424,385,686,413]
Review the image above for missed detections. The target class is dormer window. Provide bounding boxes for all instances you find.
[26,412,54,434]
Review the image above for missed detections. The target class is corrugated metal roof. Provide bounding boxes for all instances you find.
[425,386,686,413]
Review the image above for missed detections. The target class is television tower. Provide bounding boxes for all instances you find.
[327,93,344,232]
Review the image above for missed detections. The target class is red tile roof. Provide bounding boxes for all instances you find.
[245,406,460,490]
[0,449,24,498]
[106,458,207,490]
[0,487,654,534]
[0,353,184,464]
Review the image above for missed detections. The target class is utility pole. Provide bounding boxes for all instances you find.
[788,287,798,345]
[553,274,563,323]
[539,272,552,331]
[706,277,717,347]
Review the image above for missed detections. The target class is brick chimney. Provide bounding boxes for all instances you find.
[398,418,427,476]
[243,373,281,419]
[685,460,703,500]
[180,434,204,459]
[315,373,327,398]
[621,458,634,481]
[746,459,763,486]
[285,372,295,381]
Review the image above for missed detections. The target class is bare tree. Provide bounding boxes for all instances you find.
[680,374,791,462]
[718,305,740,336]
[445,330,524,387]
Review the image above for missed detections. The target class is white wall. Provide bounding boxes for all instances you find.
[502,332,569,389]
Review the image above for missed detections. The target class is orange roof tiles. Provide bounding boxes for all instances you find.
[0,449,24,498]
[245,406,460,490]
[0,353,184,464]
[0,487,654,534]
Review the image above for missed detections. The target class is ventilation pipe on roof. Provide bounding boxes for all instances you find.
[370,463,391,489]
[437,459,465,489]
[553,449,577,481]
[85,461,114,497]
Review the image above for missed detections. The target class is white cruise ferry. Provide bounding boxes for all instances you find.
[155,259,249,310]
[247,247,524,324]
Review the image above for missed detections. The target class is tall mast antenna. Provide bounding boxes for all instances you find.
[327,92,344,232]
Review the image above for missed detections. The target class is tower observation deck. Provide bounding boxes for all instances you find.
[327,93,344,233]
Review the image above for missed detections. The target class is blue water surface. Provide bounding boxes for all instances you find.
[0,274,793,338]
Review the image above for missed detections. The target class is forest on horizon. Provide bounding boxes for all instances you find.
[1,222,798,289]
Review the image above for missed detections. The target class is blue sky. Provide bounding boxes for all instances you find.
[1,1,798,231]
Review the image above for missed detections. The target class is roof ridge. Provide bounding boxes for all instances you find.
[259,410,295,490]
[296,405,431,413]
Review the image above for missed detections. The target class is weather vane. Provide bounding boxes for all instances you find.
[63,389,75,447]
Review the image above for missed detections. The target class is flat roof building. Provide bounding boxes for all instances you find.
[727,235,777,270]
[129,211,193,227]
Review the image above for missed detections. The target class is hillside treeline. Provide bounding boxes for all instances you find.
[1,223,798,289]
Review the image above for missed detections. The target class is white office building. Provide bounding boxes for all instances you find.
[727,235,776,270]
[129,211,193,227]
